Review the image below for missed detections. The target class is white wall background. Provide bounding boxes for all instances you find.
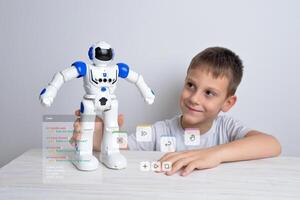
[0,0,299,167]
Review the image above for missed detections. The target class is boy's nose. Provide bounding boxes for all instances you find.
[189,93,202,105]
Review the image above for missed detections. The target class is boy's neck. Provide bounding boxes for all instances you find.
[180,116,214,135]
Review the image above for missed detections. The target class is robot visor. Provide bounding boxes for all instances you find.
[95,47,113,61]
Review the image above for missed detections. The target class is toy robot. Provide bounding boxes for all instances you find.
[39,41,155,171]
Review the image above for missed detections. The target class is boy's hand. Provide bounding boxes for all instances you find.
[158,147,222,176]
[70,110,124,152]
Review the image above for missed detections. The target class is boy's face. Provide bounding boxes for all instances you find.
[180,67,236,129]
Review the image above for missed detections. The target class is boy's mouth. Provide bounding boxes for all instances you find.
[185,103,203,113]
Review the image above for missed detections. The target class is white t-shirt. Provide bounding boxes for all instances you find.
[127,115,252,151]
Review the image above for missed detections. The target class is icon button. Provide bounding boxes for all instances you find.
[112,131,128,149]
[140,161,151,171]
[136,125,152,142]
[184,128,200,146]
[151,161,161,171]
[162,161,172,172]
[160,136,176,152]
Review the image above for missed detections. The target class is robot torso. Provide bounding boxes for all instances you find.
[83,64,118,98]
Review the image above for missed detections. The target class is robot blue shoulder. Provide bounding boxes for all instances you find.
[72,61,87,78]
[117,63,129,78]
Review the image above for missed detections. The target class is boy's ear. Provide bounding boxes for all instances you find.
[221,95,237,112]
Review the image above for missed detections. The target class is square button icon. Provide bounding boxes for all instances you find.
[184,128,200,146]
[136,125,152,142]
[160,136,176,152]
[162,161,172,172]
[112,131,128,149]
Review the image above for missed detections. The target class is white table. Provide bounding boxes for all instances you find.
[0,149,300,200]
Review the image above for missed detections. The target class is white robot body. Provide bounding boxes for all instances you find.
[40,41,155,171]
[84,65,118,94]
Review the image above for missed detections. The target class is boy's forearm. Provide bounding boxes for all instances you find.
[214,131,281,163]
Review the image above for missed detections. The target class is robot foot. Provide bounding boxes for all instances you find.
[72,154,99,171]
[99,152,127,170]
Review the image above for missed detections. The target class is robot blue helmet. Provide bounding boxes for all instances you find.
[72,61,87,78]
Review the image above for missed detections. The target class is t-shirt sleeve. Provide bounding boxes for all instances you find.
[127,126,156,151]
[222,115,252,142]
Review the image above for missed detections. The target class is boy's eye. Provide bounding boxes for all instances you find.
[186,82,194,89]
[205,90,216,97]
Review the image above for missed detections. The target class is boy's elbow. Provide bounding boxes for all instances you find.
[274,139,282,157]
[268,135,282,157]
[248,131,282,157]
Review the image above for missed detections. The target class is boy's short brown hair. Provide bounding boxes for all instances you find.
[188,47,244,97]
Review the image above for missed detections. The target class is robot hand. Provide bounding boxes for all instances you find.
[39,85,58,107]
[143,88,155,105]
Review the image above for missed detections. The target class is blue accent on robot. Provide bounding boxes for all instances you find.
[88,47,93,60]
[80,102,84,113]
[117,63,129,78]
[72,61,87,78]
[40,88,46,96]
[101,87,107,92]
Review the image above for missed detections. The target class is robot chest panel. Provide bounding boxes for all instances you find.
[88,66,118,88]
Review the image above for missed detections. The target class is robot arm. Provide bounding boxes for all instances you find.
[117,63,155,105]
[39,61,87,107]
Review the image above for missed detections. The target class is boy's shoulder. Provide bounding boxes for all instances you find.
[215,114,238,125]
[215,114,246,128]
[214,114,252,141]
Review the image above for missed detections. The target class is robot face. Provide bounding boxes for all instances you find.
[95,47,113,61]
[89,41,114,65]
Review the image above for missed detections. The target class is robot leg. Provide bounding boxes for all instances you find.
[72,98,99,171]
[99,99,127,169]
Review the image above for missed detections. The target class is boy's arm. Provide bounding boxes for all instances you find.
[159,131,281,176]
[215,130,281,163]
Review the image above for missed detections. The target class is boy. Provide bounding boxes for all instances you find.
[71,47,281,176]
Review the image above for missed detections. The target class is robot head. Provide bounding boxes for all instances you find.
[88,41,114,66]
